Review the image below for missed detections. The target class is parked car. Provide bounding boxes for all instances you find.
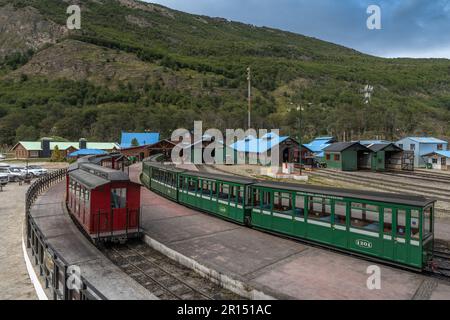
[0,167,9,185]
[7,167,26,182]
[26,165,48,177]
[0,154,6,161]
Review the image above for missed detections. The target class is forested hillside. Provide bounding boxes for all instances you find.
[0,0,449,146]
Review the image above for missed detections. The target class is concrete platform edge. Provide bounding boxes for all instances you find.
[143,234,275,300]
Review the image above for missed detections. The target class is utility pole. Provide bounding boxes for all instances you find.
[297,105,303,176]
[247,67,251,129]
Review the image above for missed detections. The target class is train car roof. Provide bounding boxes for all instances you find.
[182,170,256,185]
[146,162,186,173]
[69,169,110,190]
[253,181,436,207]
[79,163,130,182]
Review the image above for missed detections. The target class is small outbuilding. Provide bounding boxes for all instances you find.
[422,151,450,170]
[360,140,405,171]
[323,142,372,171]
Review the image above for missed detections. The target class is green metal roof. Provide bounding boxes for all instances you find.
[18,141,42,151]
[15,141,120,151]
[87,142,120,150]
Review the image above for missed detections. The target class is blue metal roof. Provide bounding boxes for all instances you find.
[230,134,289,153]
[423,150,450,158]
[402,137,448,144]
[304,137,334,153]
[120,132,160,148]
[68,149,107,157]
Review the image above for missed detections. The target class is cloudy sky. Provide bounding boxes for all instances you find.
[146,0,450,59]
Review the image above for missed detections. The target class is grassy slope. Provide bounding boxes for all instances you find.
[0,0,449,145]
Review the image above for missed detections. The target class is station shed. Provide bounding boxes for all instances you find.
[422,151,450,170]
[120,139,177,162]
[395,137,448,168]
[230,133,304,166]
[360,140,405,171]
[323,142,372,171]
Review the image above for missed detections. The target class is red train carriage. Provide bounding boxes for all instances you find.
[66,162,141,243]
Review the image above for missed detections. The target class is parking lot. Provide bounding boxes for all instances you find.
[0,162,68,299]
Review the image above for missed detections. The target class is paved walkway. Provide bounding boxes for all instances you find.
[131,164,450,300]
[0,183,36,300]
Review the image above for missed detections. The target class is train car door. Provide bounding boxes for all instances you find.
[393,208,409,264]
[332,200,348,249]
[381,207,394,261]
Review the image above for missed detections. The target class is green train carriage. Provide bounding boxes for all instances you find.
[141,162,436,270]
[177,171,255,224]
[249,181,434,269]
[142,162,184,201]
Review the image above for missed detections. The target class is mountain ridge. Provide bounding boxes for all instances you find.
[0,0,449,147]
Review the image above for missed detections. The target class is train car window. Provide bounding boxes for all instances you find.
[295,195,305,217]
[411,210,420,239]
[212,182,217,196]
[218,183,229,201]
[383,208,392,234]
[350,203,379,232]
[334,201,347,226]
[261,191,272,210]
[237,187,244,205]
[396,210,406,237]
[202,180,212,197]
[423,207,432,238]
[274,192,292,213]
[196,180,201,194]
[251,188,260,207]
[308,197,331,222]
[188,178,196,192]
[111,188,127,209]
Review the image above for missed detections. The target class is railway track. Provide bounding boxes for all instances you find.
[310,170,450,199]
[102,240,242,300]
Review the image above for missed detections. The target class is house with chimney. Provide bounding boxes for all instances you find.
[11,138,120,159]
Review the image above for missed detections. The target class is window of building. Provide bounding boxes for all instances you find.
[326,153,331,160]
[334,201,347,226]
[350,202,379,232]
[111,188,127,209]
[397,210,406,236]
[308,197,331,222]
[295,195,305,217]
[399,144,403,149]
[437,144,443,150]
[410,144,416,151]
[432,158,438,164]
[30,150,39,158]
[334,154,340,161]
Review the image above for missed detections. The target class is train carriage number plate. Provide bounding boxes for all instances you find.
[355,239,373,249]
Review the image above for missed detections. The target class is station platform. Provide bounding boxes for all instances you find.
[28,181,156,300]
[130,164,450,300]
